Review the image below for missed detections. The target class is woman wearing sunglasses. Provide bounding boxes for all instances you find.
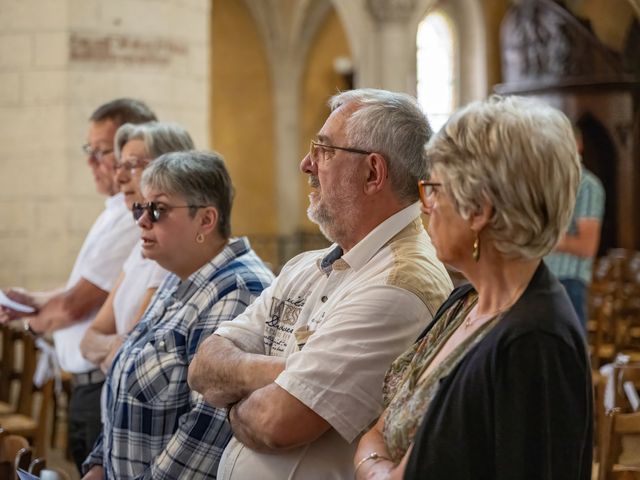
[82,151,274,479]
[354,96,592,480]
[80,122,194,372]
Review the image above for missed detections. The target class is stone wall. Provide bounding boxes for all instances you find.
[0,0,210,289]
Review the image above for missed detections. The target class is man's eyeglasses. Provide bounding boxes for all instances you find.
[309,140,371,165]
[82,144,114,163]
[115,157,150,173]
[418,180,442,206]
[132,202,208,223]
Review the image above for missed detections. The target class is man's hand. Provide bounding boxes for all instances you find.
[188,335,285,409]
[229,383,331,452]
[0,289,39,323]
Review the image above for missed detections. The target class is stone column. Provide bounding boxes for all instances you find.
[363,0,420,92]
[0,0,211,288]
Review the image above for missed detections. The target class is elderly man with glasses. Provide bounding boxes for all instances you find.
[0,98,156,472]
[188,88,453,479]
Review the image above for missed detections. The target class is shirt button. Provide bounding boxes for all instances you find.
[321,296,328,303]
[158,340,166,348]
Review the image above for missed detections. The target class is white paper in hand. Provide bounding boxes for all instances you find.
[0,290,36,313]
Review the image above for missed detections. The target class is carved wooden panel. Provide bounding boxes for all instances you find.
[497,0,640,251]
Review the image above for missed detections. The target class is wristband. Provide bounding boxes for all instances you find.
[354,452,391,474]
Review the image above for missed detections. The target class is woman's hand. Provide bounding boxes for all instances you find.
[356,458,394,480]
[355,413,394,479]
[81,465,104,480]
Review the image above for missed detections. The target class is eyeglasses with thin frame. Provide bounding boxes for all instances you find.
[309,140,371,165]
[418,180,442,206]
[82,144,114,163]
[115,156,151,173]
[132,202,208,223]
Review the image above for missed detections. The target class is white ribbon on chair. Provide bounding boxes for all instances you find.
[33,338,62,394]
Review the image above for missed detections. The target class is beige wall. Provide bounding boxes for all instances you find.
[0,0,210,289]
[298,8,351,231]
[210,0,276,238]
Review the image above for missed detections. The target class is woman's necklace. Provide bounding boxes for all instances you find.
[464,284,527,329]
[464,305,507,328]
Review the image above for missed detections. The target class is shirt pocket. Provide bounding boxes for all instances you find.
[126,330,188,405]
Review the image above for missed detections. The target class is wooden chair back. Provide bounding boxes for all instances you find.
[598,410,640,480]
[15,332,37,418]
[0,429,29,480]
[28,456,46,475]
[589,250,640,367]
[0,324,17,403]
[14,446,33,476]
[33,379,54,457]
[0,333,55,457]
[598,362,640,480]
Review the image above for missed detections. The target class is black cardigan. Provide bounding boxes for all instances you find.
[404,262,593,480]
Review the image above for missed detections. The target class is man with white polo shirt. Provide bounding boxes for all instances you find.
[188,88,453,479]
[0,98,157,472]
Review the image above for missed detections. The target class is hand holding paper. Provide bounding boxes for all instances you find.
[0,289,37,314]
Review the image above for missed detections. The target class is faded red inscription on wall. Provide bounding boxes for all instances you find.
[70,33,188,65]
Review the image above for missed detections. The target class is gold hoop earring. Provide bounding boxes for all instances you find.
[472,234,480,262]
[196,233,205,244]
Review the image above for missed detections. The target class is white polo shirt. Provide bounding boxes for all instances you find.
[215,203,453,480]
[53,193,139,373]
[113,242,168,335]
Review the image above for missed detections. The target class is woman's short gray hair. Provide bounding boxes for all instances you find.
[141,151,234,238]
[329,89,432,203]
[114,121,195,160]
[427,95,581,260]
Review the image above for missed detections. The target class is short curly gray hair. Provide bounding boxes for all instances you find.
[427,95,580,260]
[114,121,194,161]
[141,151,234,239]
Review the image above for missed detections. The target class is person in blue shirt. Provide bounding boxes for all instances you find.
[545,127,605,329]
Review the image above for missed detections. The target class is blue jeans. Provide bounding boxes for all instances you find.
[559,278,587,330]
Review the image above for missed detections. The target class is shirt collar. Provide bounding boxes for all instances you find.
[173,236,252,298]
[105,192,126,211]
[318,202,422,274]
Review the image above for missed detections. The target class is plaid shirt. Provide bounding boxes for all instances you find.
[84,237,274,479]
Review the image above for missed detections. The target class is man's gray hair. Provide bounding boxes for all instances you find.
[141,151,235,238]
[114,122,195,161]
[427,95,581,260]
[329,88,432,203]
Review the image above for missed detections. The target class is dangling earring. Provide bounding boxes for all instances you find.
[472,233,480,262]
[196,233,205,244]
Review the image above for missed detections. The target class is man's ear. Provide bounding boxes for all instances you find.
[199,206,219,236]
[363,153,388,195]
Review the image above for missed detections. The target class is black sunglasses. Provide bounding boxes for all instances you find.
[132,202,208,223]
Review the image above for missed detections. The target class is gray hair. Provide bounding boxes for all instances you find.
[427,95,581,260]
[114,122,195,161]
[329,88,432,203]
[141,151,234,238]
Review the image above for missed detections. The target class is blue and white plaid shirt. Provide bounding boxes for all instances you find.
[84,237,274,479]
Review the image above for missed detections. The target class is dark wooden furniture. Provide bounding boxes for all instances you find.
[496,0,640,253]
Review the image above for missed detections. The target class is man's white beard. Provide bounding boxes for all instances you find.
[307,202,336,243]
